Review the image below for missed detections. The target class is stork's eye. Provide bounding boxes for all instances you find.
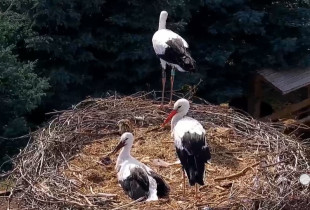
[124,137,128,141]
[178,105,181,109]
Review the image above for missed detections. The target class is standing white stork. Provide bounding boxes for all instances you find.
[112,132,170,201]
[152,11,196,107]
[161,98,211,197]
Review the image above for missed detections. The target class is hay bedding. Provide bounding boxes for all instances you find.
[5,93,310,209]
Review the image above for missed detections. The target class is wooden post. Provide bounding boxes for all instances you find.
[253,76,262,118]
[248,75,262,118]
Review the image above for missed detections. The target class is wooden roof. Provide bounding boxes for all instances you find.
[258,68,310,95]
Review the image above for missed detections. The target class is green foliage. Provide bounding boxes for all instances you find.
[26,0,310,106]
[0,0,49,137]
[188,0,310,102]
[0,46,48,132]
[0,1,48,168]
[26,0,203,108]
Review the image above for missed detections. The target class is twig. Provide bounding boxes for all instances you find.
[0,134,30,141]
[45,110,68,115]
[0,169,15,178]
[145,126,161,133]
[85,193,117,198]
[258,159,289,170]
[112,197,144,210]
[214,162,260,181]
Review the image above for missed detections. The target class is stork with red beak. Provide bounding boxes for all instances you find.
[162,98,211,197]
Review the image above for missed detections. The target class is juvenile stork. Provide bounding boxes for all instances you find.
[112,132,170,201]
[152,11,196,107]
[161,98,211,198]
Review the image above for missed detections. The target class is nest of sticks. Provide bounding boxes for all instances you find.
[3,92,310,209]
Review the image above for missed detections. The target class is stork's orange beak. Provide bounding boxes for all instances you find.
[161,110,177,127]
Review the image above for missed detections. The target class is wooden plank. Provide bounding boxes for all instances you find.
[261,98,310,121]
[258,68,310,94]
[253,76,262,118]
[248,76,262,118]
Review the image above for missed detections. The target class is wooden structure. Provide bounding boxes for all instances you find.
[248,68,310,120]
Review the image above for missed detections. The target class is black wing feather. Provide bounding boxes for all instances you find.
[158,38,196,72]
[148,171,170,198]
[119,167,149,200]
[176,132,211,186]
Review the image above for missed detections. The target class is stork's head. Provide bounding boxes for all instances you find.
[112,132,134,154]
[161,98,190,126]
[173,98,190,113]
[158,11,168,30]
[160,11,168,21]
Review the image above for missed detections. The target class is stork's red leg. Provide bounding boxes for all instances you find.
[182,168,186,196]
[169,68,175,106]
[161,68,166,108]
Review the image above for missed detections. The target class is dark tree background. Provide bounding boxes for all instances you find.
[1,0,310,169]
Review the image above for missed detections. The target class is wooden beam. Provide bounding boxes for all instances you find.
[253,76,262,118]
[248,75,262,118]
[261,98,310,121]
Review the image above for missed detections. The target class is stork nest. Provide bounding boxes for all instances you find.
[3,92,310,209]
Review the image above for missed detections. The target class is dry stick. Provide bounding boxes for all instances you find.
[68,166,96,173]
[215,186,226,191]
[145,126,162,133]
[112,197,145,210]
[258,159,289,170]
[0,169,16,178]
[196,192,228,207]
[85,193,117,198]
[45,110,68,115]
[196,192,229,206]
[214,162,260,181]
[162,141,174,143]
[89,186,117,198]
[220,153,243,161]
[7,188,13,210]
[79,193,93,206]
[74,130,119,136]
[72,173,86,185]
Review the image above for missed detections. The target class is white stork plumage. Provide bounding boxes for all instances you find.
[112,132,170,201]
[161,98,211,197]
[152,11,196,107]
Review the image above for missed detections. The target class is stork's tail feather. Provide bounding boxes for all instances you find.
[179,132,211,186]
[187,155,205,186]
[148,171,170,198]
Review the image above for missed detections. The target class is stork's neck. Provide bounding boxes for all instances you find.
[116,143,133,167]
[171,112,186,131]
[158,15,166,30]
